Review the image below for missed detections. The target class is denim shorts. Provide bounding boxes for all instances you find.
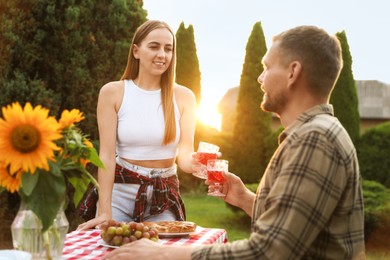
[111,157,177,222]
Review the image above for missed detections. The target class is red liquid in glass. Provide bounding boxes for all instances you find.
[207,170,225,183]
[196,152,218,165]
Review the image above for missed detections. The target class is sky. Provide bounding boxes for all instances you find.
[143,0,390,129]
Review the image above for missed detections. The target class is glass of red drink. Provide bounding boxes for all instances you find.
[193,142,220,179]
[206,159,228,197]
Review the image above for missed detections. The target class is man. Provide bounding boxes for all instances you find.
[103,25,365,260]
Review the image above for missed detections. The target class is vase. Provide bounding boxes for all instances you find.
[11,202,69,260]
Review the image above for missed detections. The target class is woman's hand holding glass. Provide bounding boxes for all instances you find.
[192,142,221,179]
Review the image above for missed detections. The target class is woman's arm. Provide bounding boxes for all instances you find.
[78,81,122,230]
[174,84,198,173]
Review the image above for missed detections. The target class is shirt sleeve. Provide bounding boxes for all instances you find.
[191,130,348,260]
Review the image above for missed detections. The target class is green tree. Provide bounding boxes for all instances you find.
[175,22,201,105]
[0,0,147,140]
[175,22,216,190]
[330,31,360,144]
[175,22,217,149]
[230,22,274,183]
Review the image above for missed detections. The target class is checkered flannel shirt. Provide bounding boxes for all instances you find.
[192,104,365,260]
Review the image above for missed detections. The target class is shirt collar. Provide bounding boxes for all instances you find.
[278,104,334,144]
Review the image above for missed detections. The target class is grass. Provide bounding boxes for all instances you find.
[366,252,390,260]
[182,192,250,241]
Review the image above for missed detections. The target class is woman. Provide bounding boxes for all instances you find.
[78,20,198,230]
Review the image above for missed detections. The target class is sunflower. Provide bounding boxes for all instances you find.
[83,138,93,148]
[59,109,85,129]
[0,102,62,174]
[0,161,22,193]
[80,138,94,167]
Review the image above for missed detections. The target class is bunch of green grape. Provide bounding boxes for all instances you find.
[100,220,159,246]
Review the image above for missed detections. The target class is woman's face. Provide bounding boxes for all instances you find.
[133,28,174,77]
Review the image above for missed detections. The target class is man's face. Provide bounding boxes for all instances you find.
[258,44,289,115]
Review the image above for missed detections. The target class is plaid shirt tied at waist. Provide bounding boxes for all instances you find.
[79,164,186,222]
[114,164,186,222]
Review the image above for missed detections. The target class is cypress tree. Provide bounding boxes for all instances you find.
[175,21,217,190]
[175,22,202,105]
[231,22,273,183]
[330,31,360,144]
[0,0,147,140]
[176,21,213,146]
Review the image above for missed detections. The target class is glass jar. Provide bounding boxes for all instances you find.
[11,203,69,260]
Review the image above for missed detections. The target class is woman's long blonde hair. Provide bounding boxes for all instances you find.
[121,20,176,145]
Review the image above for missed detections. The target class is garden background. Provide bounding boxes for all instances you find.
[0,1,389,259]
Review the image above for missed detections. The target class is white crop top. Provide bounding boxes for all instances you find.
[116,80,181,160]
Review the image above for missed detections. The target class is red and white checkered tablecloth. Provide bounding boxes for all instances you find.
[62,227,228,259]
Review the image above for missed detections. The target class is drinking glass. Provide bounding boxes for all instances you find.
[206,159,228,197]
[192,142,220,179]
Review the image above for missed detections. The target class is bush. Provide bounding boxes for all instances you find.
[357,122,390,188]
[362,180,390,239]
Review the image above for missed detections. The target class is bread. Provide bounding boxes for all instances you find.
[143,221,197,233]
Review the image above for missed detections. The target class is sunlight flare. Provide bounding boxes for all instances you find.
[197,98,222,131]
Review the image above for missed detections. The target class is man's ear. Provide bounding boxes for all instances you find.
[287,61,302,88]
[133,44,139,59]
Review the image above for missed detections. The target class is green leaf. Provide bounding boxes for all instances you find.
[88,147,105,169]
[21,171,39,196]
[19,164,66,232]
[68,174,91,206]
[60,159,82,172]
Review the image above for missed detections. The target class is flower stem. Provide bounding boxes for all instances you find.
[43,231,53,260]
[85,169,99,187]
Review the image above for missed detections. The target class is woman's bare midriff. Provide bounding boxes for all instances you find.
[120,157,176,169]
